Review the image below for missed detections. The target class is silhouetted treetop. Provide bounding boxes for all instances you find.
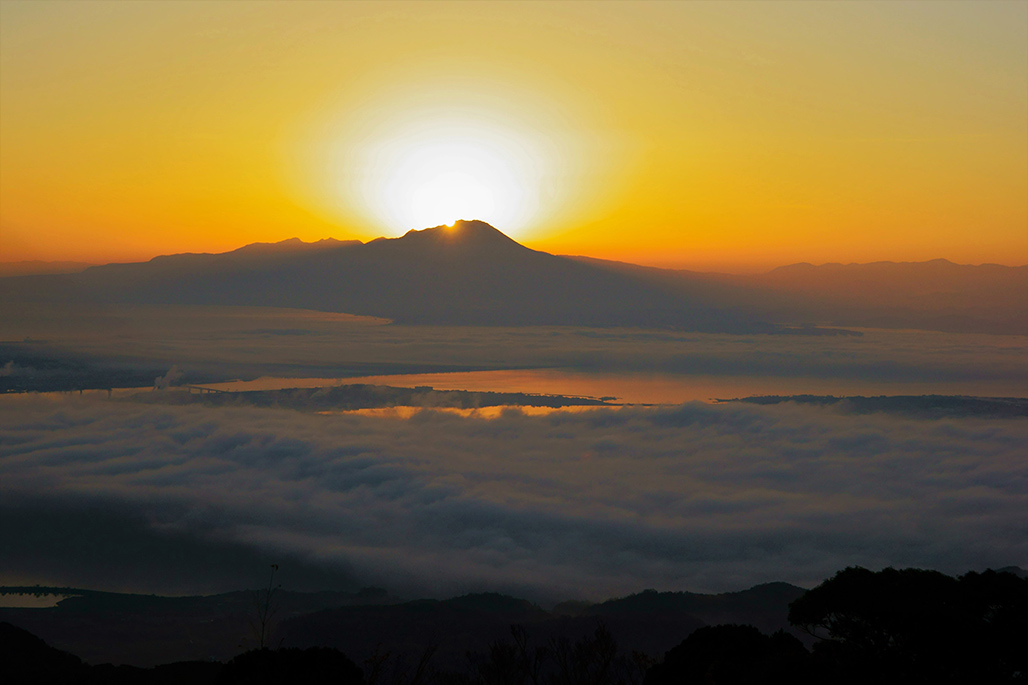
[787,566,1028,684]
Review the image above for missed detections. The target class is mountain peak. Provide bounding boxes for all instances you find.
[397,220,521,247]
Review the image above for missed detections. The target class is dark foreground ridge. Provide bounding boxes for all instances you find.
[2,567,1025,683]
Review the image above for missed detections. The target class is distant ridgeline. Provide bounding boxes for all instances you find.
[0,341,483,394]
[720,395,1028,419]
[2,566,1026,683]
[2,220,1024,334]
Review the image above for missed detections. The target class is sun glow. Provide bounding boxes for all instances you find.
[362,119,538,233]
[292,77,617,240]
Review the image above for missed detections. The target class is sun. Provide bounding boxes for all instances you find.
[297,88,563,238]
[291,75,622,240]
[368,126,531,232]
[410,171,496,229]
[344,112,549,236]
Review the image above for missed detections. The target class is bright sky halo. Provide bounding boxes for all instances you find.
[356,115,542,234]
[293,76,613,241]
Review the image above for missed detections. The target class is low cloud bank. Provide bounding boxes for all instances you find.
[1,395,1025,600]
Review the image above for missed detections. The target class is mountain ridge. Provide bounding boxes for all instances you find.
[1,220,772,333]
[564,252,1027,335]
[2,221,1024,334]
[14,225,1022,279]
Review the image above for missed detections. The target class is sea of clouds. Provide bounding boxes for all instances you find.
[1,394,1025,601]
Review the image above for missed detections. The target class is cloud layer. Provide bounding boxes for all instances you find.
[1,394,1025,600]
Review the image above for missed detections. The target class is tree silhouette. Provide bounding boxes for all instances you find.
[643,624,811,684]
[470,623,649,685]
[249,564,280,651]
[788,566,1028,684]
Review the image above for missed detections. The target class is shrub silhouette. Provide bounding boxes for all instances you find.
[248,564,280,651]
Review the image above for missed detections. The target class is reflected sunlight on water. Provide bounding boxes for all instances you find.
[317,405,607,419]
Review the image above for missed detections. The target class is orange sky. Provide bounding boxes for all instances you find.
[1,1,1026,271]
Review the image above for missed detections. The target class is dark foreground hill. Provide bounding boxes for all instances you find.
[280,583,808,673]
[0,583,803,669]
[3,567,1026,684]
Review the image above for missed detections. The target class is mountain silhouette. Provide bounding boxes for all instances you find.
[1,221,771,332]
[3,220,1023,333]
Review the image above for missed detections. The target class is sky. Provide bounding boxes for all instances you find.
[1,1,1026,271]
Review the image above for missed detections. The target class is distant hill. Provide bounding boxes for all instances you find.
[720,395,1028,419]
[995,565,1028,579]
[570,255,1028,335]
[748,259,1028,334]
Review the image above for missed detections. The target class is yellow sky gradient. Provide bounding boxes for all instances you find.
[1,1,1026,271]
